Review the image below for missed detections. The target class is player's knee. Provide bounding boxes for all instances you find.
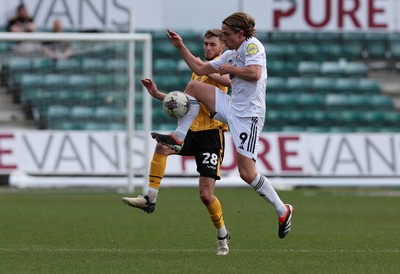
[185,80,200,96]
[239,169,254,184]
[199,189,213,205]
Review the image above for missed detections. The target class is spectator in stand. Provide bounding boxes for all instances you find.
[7,3,42,55]
[6,3,36,32]
[43,18,73,60]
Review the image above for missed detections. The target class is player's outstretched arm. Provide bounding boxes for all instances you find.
[167,29,216,76]
[141,78,166,101]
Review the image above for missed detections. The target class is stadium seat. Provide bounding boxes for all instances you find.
[177,59,191,73]
[305,126,330,133]
[370,95,394,109]
[185,41,203,57]
[297,43,321,60]
[55,59,81,72]
[269,32,294,43]
[329,126,355,133]
[342,43,364,60]
[84,122,108,131]
[380,126,400,132]
[297,61,321,76]
[153,75,182,90]
[20,74,45,88]
[105,59,127,71]
[95,106,125,119]
[366,43,387,59]
[320,62,345,77]
[70,106,95,118]
[319,44,343,60]
[348,94,371,109]
[275,93,299,108]
[95,74,114,88]
[325,94,349,109]
[354,126,382,132]
[265,44,286,60]
[112,75,129,88]
[153,41,179,58]
[267,77,287,92]
[7,58,32,72]
[315,32,341,44]
[281,125,306,132]
[68,74,94,88]
[388,42,400,59]
[108,122,126,131]
[280,109,305,123]
[387,32,400,44]
[293,32,316,44]
[44,74,69,88]
[286,77,313,92]
[357,78,380,94]
[298,93,325,109]
[268,60,289,76]
[336,110,364,125]
[312,77,336,94]
[342,32,365,45]
[177,30,202,42]
[383,111,400,125]
[21,89,44,104]
[154,59,178,74]
[335,78,359,93]
[283,44,300,59]
[32,58,54,69]
[361,111,386,125]
[47,105,70,118]
[344,62,368,78]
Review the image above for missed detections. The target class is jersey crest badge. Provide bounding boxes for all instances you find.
[246,43,259,55]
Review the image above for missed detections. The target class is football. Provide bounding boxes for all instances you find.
[162,91,190,118]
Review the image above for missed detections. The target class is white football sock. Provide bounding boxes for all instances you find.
[173,94,199,142]
[146,187,158,203]
[250,173,287,217]
[217,225,228,239]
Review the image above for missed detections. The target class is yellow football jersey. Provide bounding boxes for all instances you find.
[189,70,229,132]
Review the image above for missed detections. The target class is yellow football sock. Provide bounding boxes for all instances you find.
[149,153,167,190]
[207,197,225,229]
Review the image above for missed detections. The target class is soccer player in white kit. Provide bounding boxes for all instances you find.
[152,12,294,239]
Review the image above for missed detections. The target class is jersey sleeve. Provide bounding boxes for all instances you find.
[209,50,230,70]
[244,40,265,67]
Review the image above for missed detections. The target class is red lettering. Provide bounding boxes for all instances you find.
[338,0,361,28]
[304,0,332,28]
[368,0,386,29]
[278,136,302,172]
[0,134,17,169]
[273,2,296,28]
[257,137,274,171]
[181,156,195,171]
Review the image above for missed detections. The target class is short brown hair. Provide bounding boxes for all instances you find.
[204,29,223,40]
[222,12,256,39]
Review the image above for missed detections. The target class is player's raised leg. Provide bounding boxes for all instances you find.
[151,81,216,151]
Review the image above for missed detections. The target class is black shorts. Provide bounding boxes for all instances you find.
[179,128,225,180]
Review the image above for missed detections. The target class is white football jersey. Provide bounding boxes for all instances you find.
[210,37,267,117]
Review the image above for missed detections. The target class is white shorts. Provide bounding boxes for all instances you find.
[213,88,265,161]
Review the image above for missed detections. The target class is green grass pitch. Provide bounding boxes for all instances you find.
[1,186,399,273]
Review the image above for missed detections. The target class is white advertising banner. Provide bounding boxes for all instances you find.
[1,0,399,32]
[1,130,400,177]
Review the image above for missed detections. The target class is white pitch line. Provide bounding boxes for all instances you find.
[1,247,399,253]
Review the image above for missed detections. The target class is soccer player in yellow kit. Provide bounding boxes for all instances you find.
[122,29,232,255]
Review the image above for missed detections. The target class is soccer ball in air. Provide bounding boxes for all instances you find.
[163,91,190,118]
